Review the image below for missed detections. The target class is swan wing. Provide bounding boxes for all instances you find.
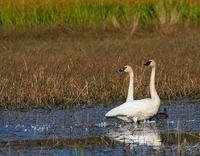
[105,102,131,117]
[105,98,152,117]
[124,98,153,116]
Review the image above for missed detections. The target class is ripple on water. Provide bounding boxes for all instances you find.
[0,100,199,155]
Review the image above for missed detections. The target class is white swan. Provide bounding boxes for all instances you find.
[105,60,160,123]
[105,65,136,122]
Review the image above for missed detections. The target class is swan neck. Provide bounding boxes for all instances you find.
[126,71,134,102]
[150,66,159,101]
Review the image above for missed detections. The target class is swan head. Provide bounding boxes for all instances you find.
[119,65,133,73]
[144,60,156,67]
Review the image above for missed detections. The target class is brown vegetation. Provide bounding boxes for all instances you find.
[0,25,199,108]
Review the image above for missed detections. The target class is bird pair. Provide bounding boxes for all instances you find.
[105,60,160,123]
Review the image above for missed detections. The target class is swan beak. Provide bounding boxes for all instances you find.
[144,61,151,66]
[119,67,125,72]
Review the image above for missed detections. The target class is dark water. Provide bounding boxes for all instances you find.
[0,100,200,156]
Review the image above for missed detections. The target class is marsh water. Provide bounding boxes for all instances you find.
[0,100,199,156]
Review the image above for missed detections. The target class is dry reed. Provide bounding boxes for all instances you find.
[0,25,199,108]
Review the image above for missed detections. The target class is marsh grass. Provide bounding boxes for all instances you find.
[0,25,199,108]
[0,0,200,28]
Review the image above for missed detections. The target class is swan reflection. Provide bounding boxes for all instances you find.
[107,123,161,149]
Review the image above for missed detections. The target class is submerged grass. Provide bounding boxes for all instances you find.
[0,25,199,108]
[0,0,200,28]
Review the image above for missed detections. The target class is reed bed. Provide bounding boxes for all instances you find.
[0,25,199,108]
[0,0,200,28]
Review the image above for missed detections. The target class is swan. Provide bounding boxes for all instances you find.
[105,65,136,122]
[105,60,160,123]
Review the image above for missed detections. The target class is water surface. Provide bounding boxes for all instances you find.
[0,100,199,155]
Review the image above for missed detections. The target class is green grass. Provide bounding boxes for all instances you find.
[0,0,200,28]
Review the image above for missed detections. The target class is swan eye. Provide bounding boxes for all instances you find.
[119,66,127,72]
[144,61,152,66]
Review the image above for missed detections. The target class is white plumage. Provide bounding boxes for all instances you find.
[105,60,160,122]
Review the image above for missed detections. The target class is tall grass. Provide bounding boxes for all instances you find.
[0,0,200,28]
[0,26,199,108]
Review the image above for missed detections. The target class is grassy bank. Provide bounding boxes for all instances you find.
[0,25,199,108]
[0,0,200,28]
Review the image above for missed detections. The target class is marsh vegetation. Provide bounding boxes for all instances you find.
[0,25,199,108]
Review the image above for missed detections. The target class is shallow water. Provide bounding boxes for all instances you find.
[0,100,200,155]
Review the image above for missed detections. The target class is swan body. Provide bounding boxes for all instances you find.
[105,98,160,122]
[105,60,160,122]
[105,98,155,122]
